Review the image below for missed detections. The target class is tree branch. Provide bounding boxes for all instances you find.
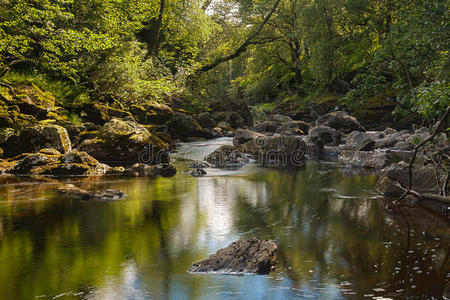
[396,106,450,203]
[198,0,281,73]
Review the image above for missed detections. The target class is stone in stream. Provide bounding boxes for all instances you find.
[188,238,278,275]
[57,184,126,200]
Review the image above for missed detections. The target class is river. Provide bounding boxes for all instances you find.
[0,138,448,299]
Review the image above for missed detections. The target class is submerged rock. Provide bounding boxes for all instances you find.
[187,168,207,177]
[57,184,126,200]
[188,238,277,275]
[125,163,177,177]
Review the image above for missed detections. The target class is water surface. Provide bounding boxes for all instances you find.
[0,138,448,299]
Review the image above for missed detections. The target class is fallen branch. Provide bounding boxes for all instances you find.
[393,181,450,204]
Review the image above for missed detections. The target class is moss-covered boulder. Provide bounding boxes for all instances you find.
[11,152,61,175]
[1,124,72,157]
[166,113,204,140]
[130,103,175,125]
[76,103,133,125]
[77,118,168,166]
[0,84,56,119]
[10,150,109,176]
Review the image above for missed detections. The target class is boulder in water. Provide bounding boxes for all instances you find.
[188,238,277,274]
[57,184,126,200]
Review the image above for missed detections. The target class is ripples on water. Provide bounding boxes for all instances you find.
[0,138,448,299]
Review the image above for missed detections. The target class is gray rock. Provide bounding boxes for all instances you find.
[316,111,365,134]
[233,129,265,147]
[205,145,249,168]
[241,135,307,167]
[188,238,277,274]
[339,150,390,169]
[376,161,441,196]
[307,126,342,146]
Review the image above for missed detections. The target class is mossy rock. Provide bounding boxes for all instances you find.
[79,130,98,144]
[1,84,56,119]
[78,118,168,166]
[76,103,133,125]
[0,105,14,127]
[167,113,204,140]
[130,103,175,125]
[11,152,62,174]
[1,124,72,157]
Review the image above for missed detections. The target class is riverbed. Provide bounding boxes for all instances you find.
[0,138,448,299]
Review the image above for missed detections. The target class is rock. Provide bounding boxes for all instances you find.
[339,150,390,169]
[1,124,72,158]
[316,111,365,134]
[358,139,376,151]
[210,99,253,127]
[342,131,383,150]
[376,161,441,196]
[188,238,277,275]
[187,168,207,177]
[196,112,218,129]
[129,103,175,125]
[125,163,177,177]
[78,118,168,166]
[189,161,210,169]
[270,114,293,123]
[63,124,86,145]
[76,103,133,125]
[212,111,245,129]
[1,84,56,119]
[241,135,307,167]
[12,150,109,176]
[254,121,282,134]
[0,128,16,144]
[275,121,310,136]
[57,184,126,200]
[307,126,342,146]
[374,130,411,149]
[203,127,224,138]
[233,129,265,147]
[78,131,98,144]
[166,113,204,140]
[205,145,249,168]
[11,152,61,175]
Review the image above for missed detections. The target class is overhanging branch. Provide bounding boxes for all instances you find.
[198,0,281,73]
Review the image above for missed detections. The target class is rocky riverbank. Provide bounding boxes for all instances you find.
[0,84,448,217]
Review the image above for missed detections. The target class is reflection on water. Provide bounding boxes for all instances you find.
[0,139,448,299]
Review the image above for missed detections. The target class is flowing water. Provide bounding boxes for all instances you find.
[0,138,448,299]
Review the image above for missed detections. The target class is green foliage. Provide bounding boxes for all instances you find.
[408,82,450,121]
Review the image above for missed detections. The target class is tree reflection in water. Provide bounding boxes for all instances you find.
[0,160,448,299]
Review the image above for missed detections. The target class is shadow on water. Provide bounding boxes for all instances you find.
[0,139,448,299]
